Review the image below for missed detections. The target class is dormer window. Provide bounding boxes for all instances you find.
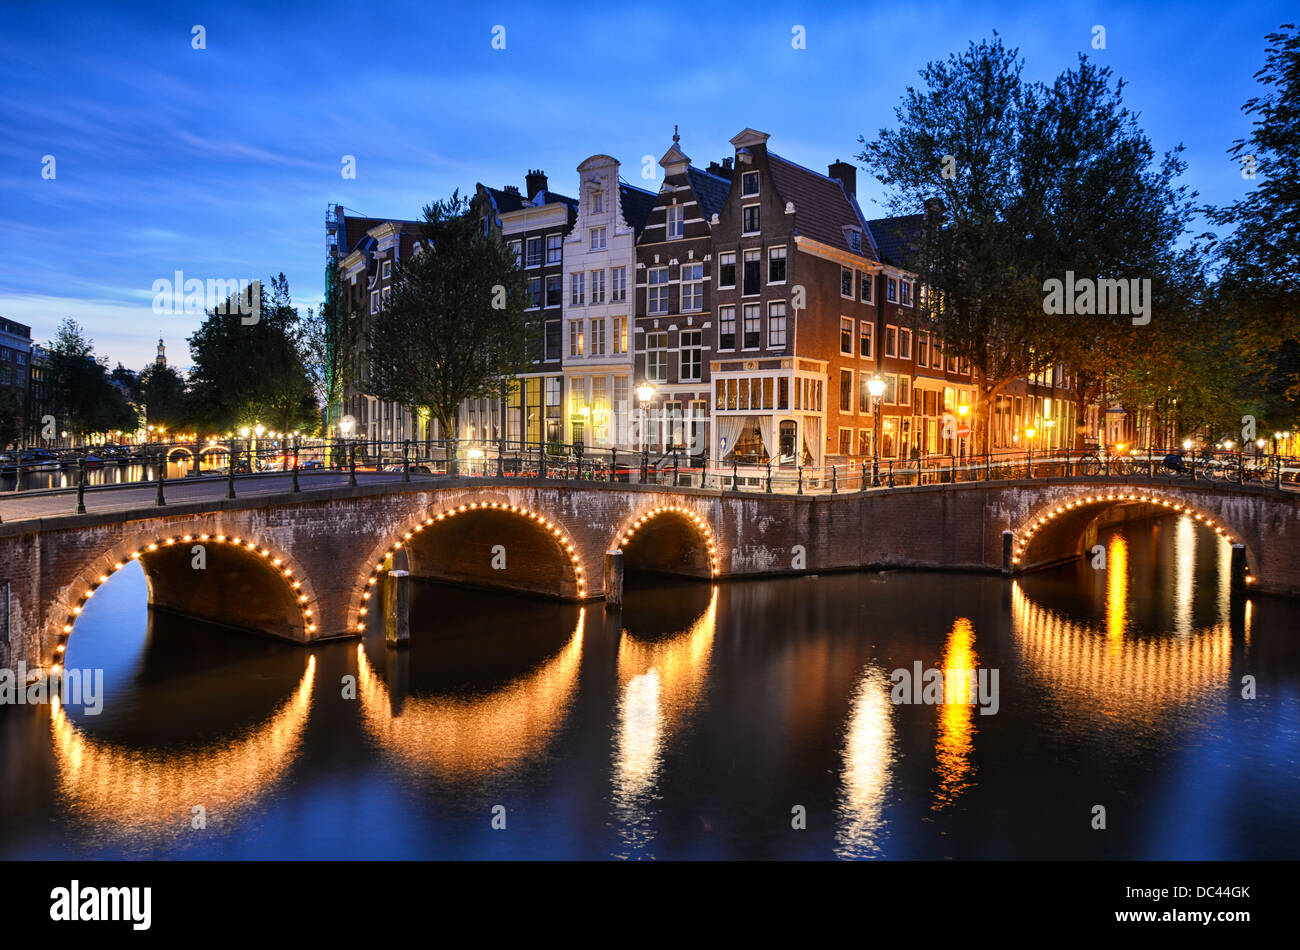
[667,204,684,239]
[592,190,604,213]
[848,231,862,251]
[742,171,759,196]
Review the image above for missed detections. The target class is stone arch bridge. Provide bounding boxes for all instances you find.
[2,476,1296,673]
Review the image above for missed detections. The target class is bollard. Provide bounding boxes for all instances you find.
[292,440,301,493]
[384,569,410,647]
[604,549,624,608]
[349,444,357,486]
[1002,529,1014,576]
[227,440,236,499]
[798,466,804,495]
[155,457,165,506]
[539,439,547,479]
[402,440,411,483]
[831,465,837,494]
[766,460,772,494]
[610,447,617,483]
[732,459,738,492]
[497,438,505,478]
[75,458,86,514]
[860,461,866,493]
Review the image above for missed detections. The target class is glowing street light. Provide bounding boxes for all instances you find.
[868,375,886,485]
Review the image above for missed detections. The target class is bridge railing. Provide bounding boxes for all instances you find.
[3,437,1297,513]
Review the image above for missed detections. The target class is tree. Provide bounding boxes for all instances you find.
[186,275,320,435]
[301,261,358,437]
[859,37,1199,453]
[46,319,136,441]
[366,191,532,456]
[138,363,187,432]
[1206,23,1300,410]
[0,387,22,448]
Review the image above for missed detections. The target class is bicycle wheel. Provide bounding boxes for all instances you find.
[1075,454,1103,476]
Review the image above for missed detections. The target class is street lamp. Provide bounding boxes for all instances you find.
[957,403,970,460]
[868,375,885,485]
[636,382,655,481]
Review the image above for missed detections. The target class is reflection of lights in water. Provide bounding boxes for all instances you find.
[1106,534,1129,651]
[933,617,977,811]
[51,656,315,839]
[1173,515,1196,637]
[834,665,894,858]
[612,588,718,858]
[356,610,583,779]
[1012,583,1231,725]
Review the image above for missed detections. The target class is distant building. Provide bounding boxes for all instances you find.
[0,318,32,444]
[155,336,167,369]
[27,344,49,441]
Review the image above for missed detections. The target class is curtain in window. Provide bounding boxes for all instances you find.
[802,416,822,465]
[716,415,747,459]
[758,415,777,461]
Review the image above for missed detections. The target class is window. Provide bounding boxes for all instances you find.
[840,317,854,355]
[680,330,702,381]
[545,275,562,308]
[508,240,522,267]
[612,316,627,354]
[667,204,684,239]
[742,205,760,233]
[370,290,380,314]
[917,332,928,367]
[648,266,670,314]
[768,301,787,347]
[841,267,853,298]
[590,269,606,304]
[858,428,872,456]
[592,191,604,213]
[647,331,668,382]
[590,318,606,356]
[885,325,898,358]
[899,328,912,360]
[381,287,391,309]
[569,321,584,357]
[742,171,759,195]
[778,377,789,410]
[526,237,543,267]
[719,305,736,350]
[858,373,874,413]
[887,277,898,303]
[861,272,873,303]
[839,428,853,455]
[884,373,898,404]
[901,280,912,306]
[840,370,853,413]
[611,267,627,302]
[898,375,910,409]
[743,304,761,349]
[590,227,606,250]
[859,321,873,359]
[546,234,563,265]
[570,272,585,306]
[718,251,736,288]
[681,262,704,311]
[932,339,943,370]
[382,260,391,278]
[848,231,862,252]
[768,246,786,283]
[545,320,561,361]
[742,250,760,295]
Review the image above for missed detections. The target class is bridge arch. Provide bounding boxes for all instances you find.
[352,501,588,633]
[614,503,719,579]
[1011,488,1246,575]
[164,446,195,461]
[51,531,321,672]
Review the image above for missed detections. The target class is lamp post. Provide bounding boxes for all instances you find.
[957,403,970,461]
[253,423,265,472]
[338,415,354,472]
[1025,426,1037,477]
[868,375,885,486]
[637,382,655,483]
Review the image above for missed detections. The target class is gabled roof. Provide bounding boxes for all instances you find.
[618,182,657,237]
[686,166,731,220]
[866,214,924,269]
[481,186,527,216]
[766,154,877,261]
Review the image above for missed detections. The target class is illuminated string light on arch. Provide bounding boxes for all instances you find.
[616,504,719,577]
[53,533,317,674]
[1009,492,1236,566]
[354,501,587,632]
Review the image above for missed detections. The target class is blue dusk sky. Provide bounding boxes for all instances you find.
[0,1,1290,370]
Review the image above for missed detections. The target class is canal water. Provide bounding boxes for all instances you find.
[2,513,1297,859]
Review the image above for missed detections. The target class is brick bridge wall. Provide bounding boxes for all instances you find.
[1,476,1295,673]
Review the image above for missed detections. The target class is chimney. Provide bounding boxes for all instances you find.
[707,157,734,180]
[525,169,548,198]
[503,185,520,195]
[828,159,857,197]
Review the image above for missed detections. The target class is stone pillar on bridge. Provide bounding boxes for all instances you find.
[604,549,624,607]
[1230,544,1248,593]
[1002,530,1014,576]
[384,569,410,648]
